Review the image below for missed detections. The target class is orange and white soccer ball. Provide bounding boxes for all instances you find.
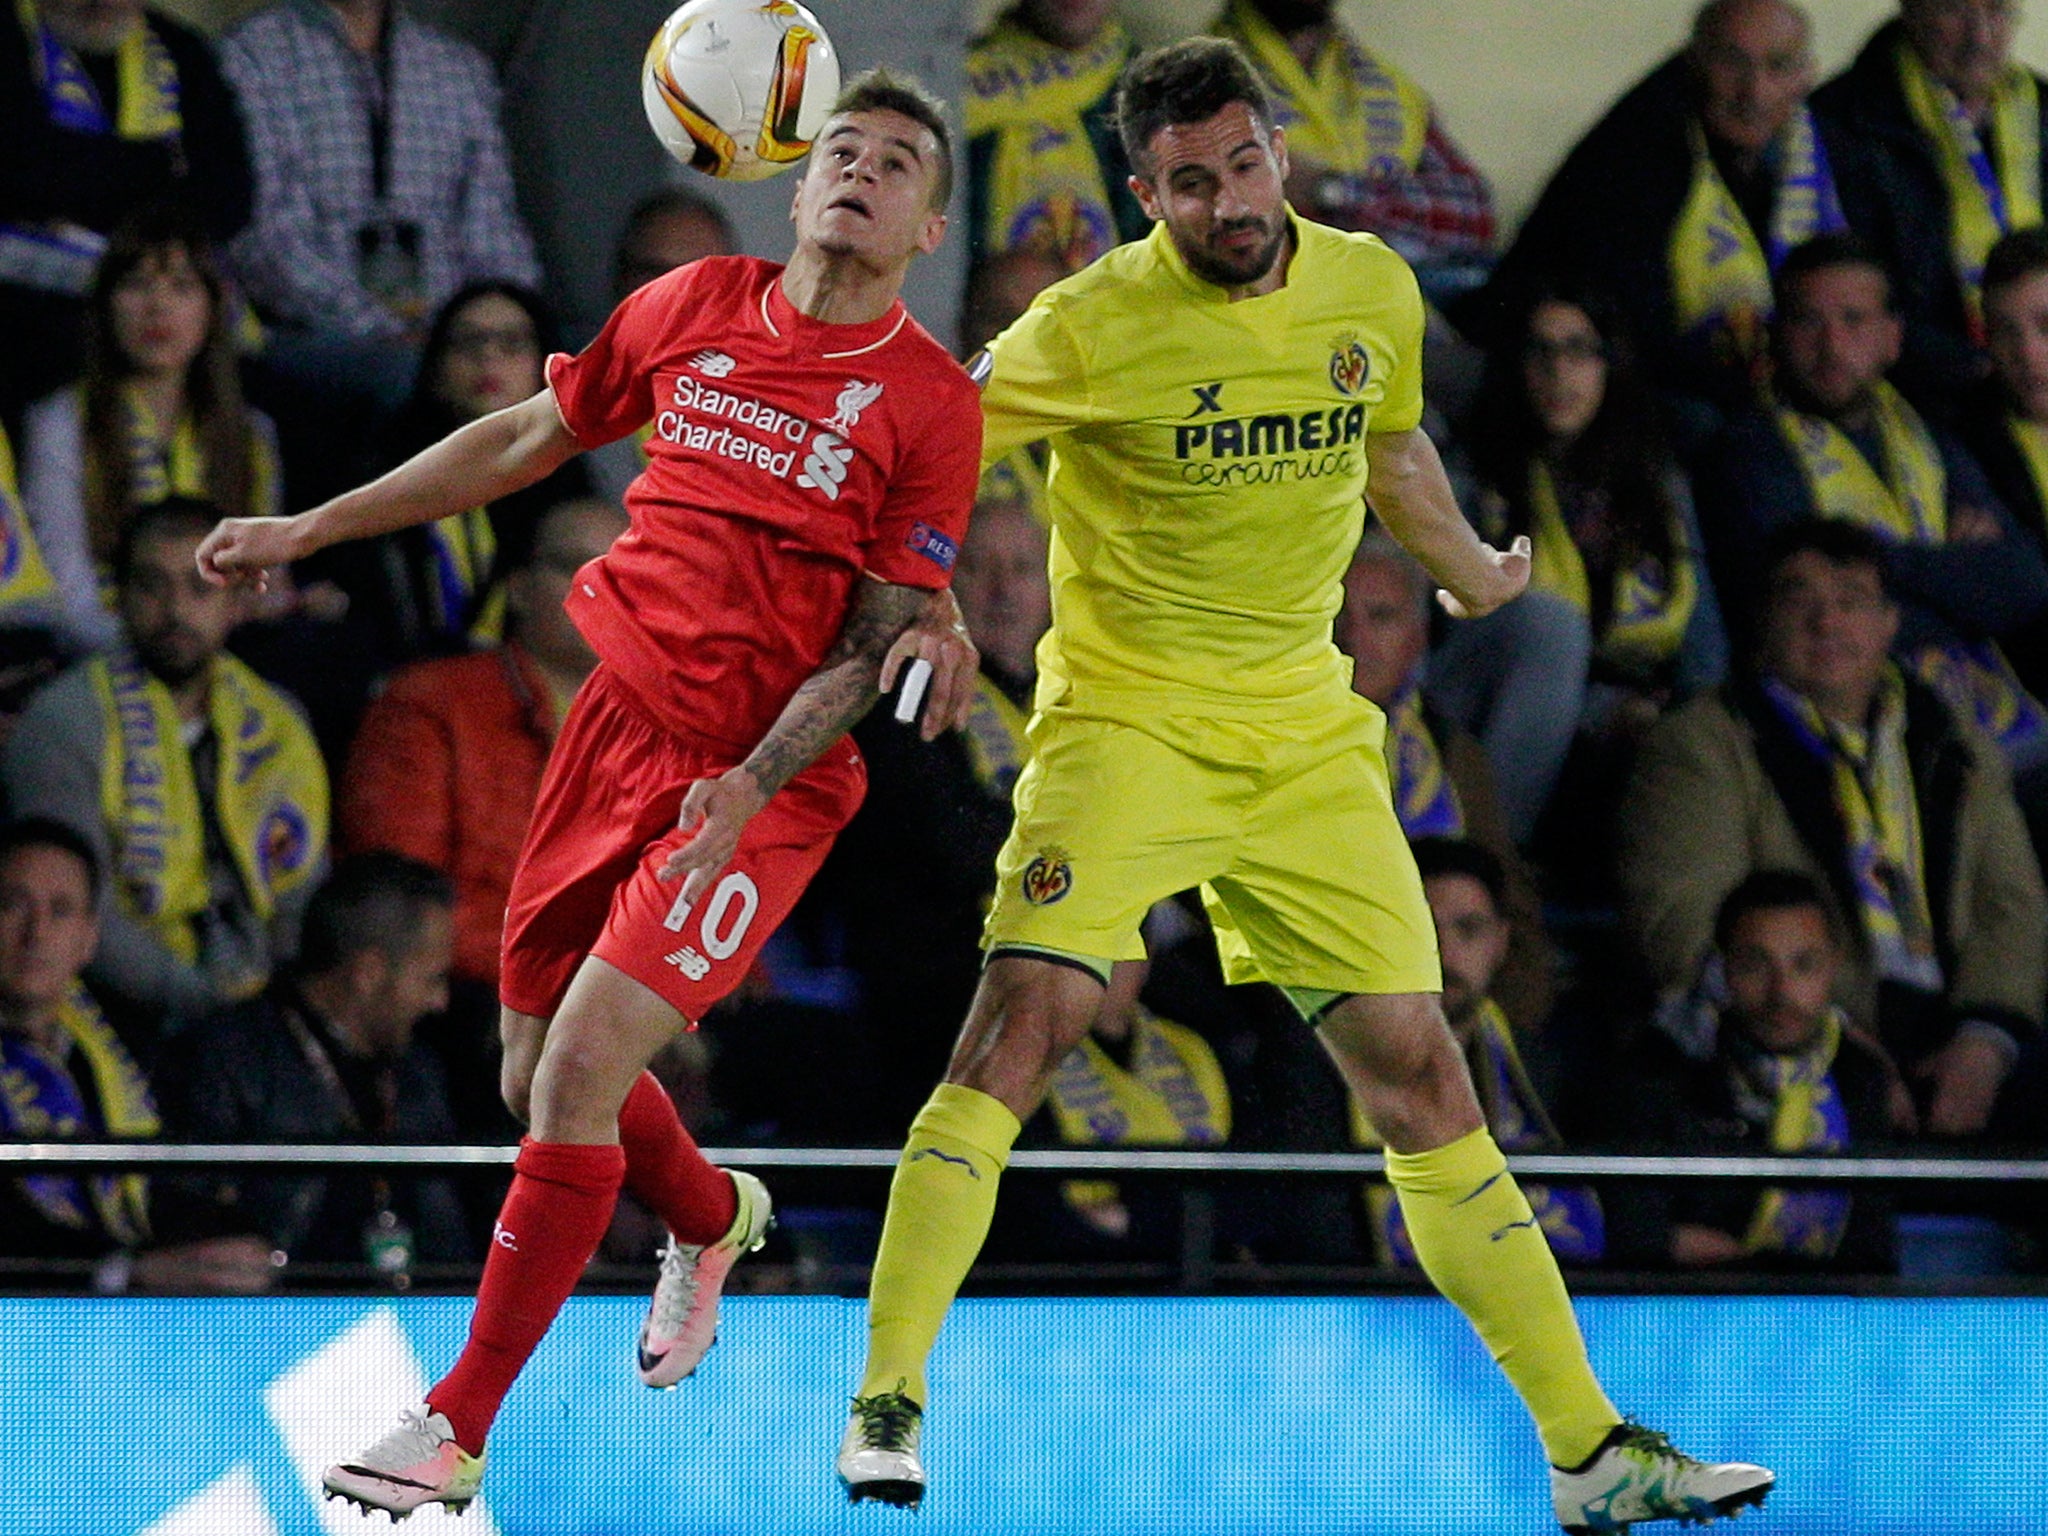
[641,0,842,182]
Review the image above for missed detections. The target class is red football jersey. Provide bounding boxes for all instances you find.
[546,255,982,751]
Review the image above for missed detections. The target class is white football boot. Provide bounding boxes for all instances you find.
[1552,1421,1775,1532]
[636,1168,773,1387]
[322,1405,484,1518]
[836,1384,925,1508]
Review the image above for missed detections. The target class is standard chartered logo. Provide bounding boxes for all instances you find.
[796,432,854,500]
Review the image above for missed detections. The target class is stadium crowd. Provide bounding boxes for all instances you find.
[2,0,2046,1290]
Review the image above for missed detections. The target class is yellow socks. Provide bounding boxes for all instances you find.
[1384,1127,1618,1468]
[859,1083,1021,1404]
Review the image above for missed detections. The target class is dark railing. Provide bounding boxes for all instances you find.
[6,1142,2045,1296]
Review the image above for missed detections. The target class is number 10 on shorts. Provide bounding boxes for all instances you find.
[661,870,762,967]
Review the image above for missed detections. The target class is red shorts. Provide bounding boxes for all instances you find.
[499,665,866,1021]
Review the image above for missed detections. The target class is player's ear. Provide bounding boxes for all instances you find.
[915,209,948,257]
[1128,173,1163,222]
[1269,123,1290,182]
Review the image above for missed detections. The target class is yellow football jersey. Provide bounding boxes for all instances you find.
[981,211,1424,723]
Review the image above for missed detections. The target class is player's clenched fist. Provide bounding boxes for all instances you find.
[196,514,307,591]
[1437,534,1532,621]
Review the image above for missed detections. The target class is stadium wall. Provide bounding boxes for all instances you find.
[7,1293,2042,1535]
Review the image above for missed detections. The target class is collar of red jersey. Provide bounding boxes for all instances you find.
[758,278,910,359]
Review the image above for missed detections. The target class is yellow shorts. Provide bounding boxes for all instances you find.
[983,698,1442,997]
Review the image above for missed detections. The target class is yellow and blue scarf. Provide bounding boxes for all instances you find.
[0,424,58,616]
[15,0,180,140]
[89,650,328,970]
[119,389,279,520]
[961,672,1032,802]
[1761,670,1945,992]
[1526,461,1698,678]
[1778,384,2048,757]
[1732,1009,1854,1259]
[1383,682,1463,838]
[965,15,1134,266]
[1669,110,1845,375]
[423,507,500,642]
[1357,1001,1605,1266]
[1047,1008,1232,1230]
[1217,0,1429,181]
[1898,39,2042,334]
[0,986,155,1245]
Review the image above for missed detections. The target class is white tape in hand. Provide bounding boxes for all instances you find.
[893,657,933,724]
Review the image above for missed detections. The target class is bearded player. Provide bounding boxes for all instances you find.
[835,41,1775,1533]
[198,74,982,1518]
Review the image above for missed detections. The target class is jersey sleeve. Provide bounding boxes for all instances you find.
[545,270,684,449]
[862,376,985,590]
[977,291,1104,467]
[1372,249,1427,435]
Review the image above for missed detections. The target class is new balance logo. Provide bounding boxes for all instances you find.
[689,350,737,377]
[664,946,711,981]
[796,432,854,500]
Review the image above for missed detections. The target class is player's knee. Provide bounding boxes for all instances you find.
[1321,998,1468,1109]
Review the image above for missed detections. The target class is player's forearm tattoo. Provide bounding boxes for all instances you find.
[736,580,929,803]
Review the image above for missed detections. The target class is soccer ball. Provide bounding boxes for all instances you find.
[641,0,842,182]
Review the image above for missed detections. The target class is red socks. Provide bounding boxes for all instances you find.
[427,1139,624,1452]
[617,1070,737,1245]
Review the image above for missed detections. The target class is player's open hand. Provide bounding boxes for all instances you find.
[881,587,979,741]
[659,770,769,904]
[196,514,305,591]
[1437,535,1531,620]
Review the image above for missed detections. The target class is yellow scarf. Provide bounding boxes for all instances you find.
[960,673,1032,802]
[1738,1009,1854,1258]
[1761,670,1943,991]
[2008,413,2048,521]
[89,651,328,968]
[423,507,500,641]
[978,447,1049,530]
[1669,110,1844,374]
[0,986,155,1245]
[1776,380,1947,540]
[121,389,279,517]
[1217,0,1429,179]
[965,16,1134,265]
[1898,40,2042,332]
[15,0,181,140]
[0,424,58,612]
[1383,683,1462,837]
[1047,1008,1232,1227]
[1525,461,1697,676]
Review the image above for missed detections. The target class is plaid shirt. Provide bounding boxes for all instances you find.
[219,0,539,339]
[1302,116,1496,269]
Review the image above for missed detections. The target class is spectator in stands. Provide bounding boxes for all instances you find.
[0,418,73,644]
[18,205,281,654]
[1964,226,2048,557]
[1618,520,2045,1139]
[0,0,251,414]
[1477,0,1860,436]
[964,0,1147,270]
[1336,530,1552,1027]
[826,485,1050,1123]
[991,948,1233,1264]
[1701,234,2048,784]
[219,0,540,410]
[1456,287,1727,728]
[152,853,470,1280]
[340,496,623,1131]
[586,191,738,504]
[1213,0,1493,287]
[1,499,328,1021]
[1815,0,2047,398]
[1355,837,1601,1268]
[961,248,1067,530]
[1610,870,1906,1274]
[0,816,281,1291]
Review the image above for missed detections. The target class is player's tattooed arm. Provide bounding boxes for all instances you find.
[1365,427,1531,620]
[657,578,930,900]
